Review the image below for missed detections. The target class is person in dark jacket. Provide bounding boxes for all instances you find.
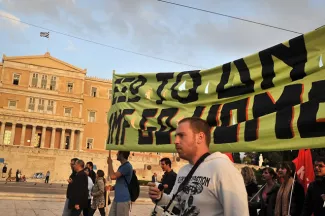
[249,167,280,216]
[301,156,325,216]
[274,162,305,216]
[68,159,89,216]
[86,161,96,184]
[241,166,258,216]
[62,158,78,216]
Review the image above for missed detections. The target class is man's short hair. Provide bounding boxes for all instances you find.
[86,161,93,168]
[315,156,325,164]
[178,117,211,146]
[160,158,172,168]
[71,158,79,163]
[75,160,85,168]
[119,151,130,160]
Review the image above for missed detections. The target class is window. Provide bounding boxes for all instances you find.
[87,138,94,149]
[88,111,96,122]
[32,73,38,87]
[108,89,113,99]
[41,75,47,89]
[91,87,97,97]
[47,100,54,112]
[50,76,56,90]
[64,108,72,117]
[8,100,17,109]
[28,97,35,111]
[67,82,73,93]
[13,74,20,85]
[38,99,45,111]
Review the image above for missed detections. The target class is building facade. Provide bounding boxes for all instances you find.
[0,52,112,151]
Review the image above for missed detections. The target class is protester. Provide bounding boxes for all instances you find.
[107,151,133,216]
[68,159,88,216]
[241,166,258,216]
[89,170,106,216]
[249,167,280,216]
[86,161,96,184]
[148,117,249,216]
[2,164,7,178]
[45,171,50,184]
[15,169,19,182]
[83,167,94,216]
[274,162,304,216]
[160,157,177,195]
[62,158,78,216]
[5,168,12,182]
[152,173,158,183]
[301,156,325,216]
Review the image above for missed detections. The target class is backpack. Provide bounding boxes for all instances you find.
[123,166,140,202]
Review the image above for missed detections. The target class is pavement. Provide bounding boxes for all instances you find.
[0,199,155,216]
[0,179,154,215]
[0,181,151,201]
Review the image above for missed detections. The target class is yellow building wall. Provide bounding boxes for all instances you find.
[0,93,27,110]
[83,79,111,150]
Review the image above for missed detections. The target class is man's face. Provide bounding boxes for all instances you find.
[70,160,76,170]
[160,161,168,172]
[117,151,122,161]
[86,164,92,170]
[314,161,325,177]
[73,163,80,172]
[174,121,197,161]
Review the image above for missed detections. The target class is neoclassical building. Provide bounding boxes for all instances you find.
[0,52,112,152]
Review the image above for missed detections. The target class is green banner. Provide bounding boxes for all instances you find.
[106,26,325,153]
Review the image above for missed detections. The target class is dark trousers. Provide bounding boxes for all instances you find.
[70,208,82,216]
[82,199,91,216]
[45,176,49,183]
[89,208,105,216]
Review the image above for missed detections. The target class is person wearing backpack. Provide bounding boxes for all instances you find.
[107,151,135,216]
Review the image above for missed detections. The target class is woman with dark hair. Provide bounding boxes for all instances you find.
[241,166,258,216]
[249,167,280,216]
[89,170,106,216]
[274,162,305,216]
[83,167,94,216]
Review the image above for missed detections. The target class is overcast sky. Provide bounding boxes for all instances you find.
[0,0,324,79]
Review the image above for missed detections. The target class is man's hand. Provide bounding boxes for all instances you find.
[105,185,112,191]
[163,184,168,189]
[67,178,72,184]
[107,156,113,165]
[75,204,80,210]
[148,182,162,201]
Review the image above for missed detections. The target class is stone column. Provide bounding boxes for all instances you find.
[0,122,6,145]
[20,124,26,146]
[78,130,83,151]
[60,128,66,149]
[50,128,56,149]
[69,129,75,150]
[40,126,46,148]
[10,123,16,145]
[31,125,36,147]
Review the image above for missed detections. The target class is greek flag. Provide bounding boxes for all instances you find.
[40,32,49,38]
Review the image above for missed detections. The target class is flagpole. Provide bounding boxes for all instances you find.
[47,32,50,52]
[288,172,296,215]
[106,69,115,212]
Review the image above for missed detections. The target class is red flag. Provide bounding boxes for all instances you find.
[292,149,315,193]
[224,153,234,162]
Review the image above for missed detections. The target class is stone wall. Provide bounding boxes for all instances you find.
[0,145,263,183]
[0,145,187,183]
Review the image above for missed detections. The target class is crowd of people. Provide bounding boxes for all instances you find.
[62,151,134,216]
[148,117,325,216]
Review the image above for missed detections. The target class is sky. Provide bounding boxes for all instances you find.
[0,0,324,79]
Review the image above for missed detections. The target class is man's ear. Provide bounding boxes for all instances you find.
[197,132,205,145]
